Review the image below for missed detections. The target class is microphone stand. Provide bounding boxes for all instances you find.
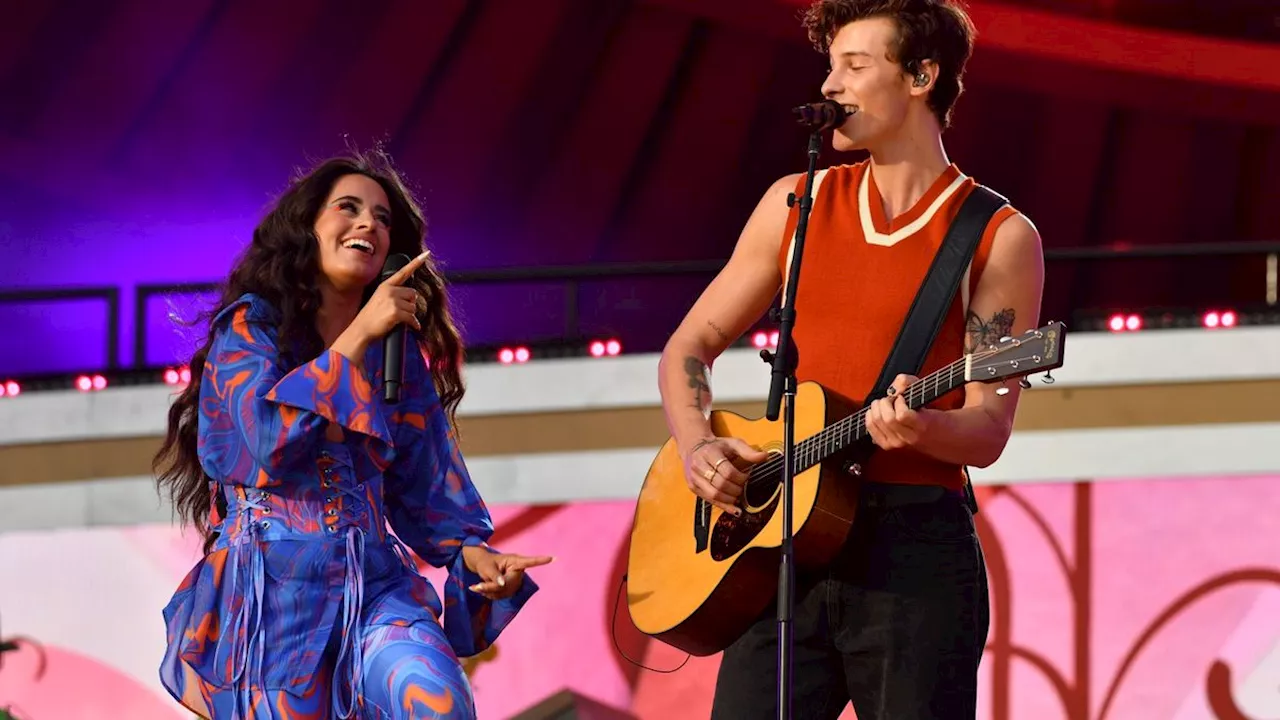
[761,125,826,720]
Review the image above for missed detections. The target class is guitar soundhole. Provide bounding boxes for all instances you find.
[708,461,782,561]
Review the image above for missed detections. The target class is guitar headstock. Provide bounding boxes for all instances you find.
[966,322,1066,387]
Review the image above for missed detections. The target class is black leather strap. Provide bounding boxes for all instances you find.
[860,184,1007,513]
[861,184,1007,405]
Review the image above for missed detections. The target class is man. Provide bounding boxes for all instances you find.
[655,1,1045,718]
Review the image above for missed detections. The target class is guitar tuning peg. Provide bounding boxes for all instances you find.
[995,386,1010,396]
[1041,370,1055,385]
[1018,378,1032,389]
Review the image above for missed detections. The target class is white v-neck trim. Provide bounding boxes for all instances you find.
[858,168,968,247]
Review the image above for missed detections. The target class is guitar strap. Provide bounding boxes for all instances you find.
[858,183,1008,512]
[861,184,1008,405]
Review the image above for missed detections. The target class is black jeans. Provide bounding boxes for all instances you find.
[710,484,990,720]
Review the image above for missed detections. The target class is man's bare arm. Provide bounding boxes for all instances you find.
[658,174,798,460]
[908,212,1046,467]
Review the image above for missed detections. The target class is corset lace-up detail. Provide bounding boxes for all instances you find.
[226,489,269,717]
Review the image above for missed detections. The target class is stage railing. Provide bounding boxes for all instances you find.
[3,241,1278,373]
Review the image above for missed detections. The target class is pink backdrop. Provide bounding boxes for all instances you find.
[2,475,1278,719]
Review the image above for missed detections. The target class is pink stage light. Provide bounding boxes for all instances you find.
[1204,310,1237,329]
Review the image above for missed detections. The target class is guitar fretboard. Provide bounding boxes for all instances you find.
[765,356,971,478]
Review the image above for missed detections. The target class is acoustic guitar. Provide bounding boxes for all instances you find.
[626,322,1066,656]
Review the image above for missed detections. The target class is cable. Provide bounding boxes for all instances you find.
[609,574,690,674]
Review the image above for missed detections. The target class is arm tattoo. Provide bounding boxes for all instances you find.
[684,356,712,412]
[706,319,731,343]
[965,308,1016,352]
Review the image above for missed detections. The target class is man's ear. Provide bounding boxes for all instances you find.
[909,59,938,95]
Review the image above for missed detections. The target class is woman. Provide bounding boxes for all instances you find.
[154,150,550,719]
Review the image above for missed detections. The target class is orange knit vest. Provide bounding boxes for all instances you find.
[776,161,1016,490]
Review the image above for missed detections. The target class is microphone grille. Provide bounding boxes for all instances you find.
[792,100,846,130]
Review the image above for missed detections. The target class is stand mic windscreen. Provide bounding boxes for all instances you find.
[792,100,847,131]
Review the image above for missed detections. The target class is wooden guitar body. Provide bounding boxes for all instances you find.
[624,322,1066,657]
[625,381,862,656]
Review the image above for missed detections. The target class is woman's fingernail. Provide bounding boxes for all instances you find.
[497,576,506,587]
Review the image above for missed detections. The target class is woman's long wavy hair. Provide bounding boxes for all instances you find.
[154,149,465,549]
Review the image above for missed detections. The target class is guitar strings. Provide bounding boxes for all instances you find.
[740,354,968,486]
[734,344,1015,491]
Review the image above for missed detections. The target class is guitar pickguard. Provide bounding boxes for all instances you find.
[709,495,778,561]
[693,498,711,553]
[707,453,783,561]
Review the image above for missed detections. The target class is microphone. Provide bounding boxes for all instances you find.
[380,253,411,404]
[792,99,848,131]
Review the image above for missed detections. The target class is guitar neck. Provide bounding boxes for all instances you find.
[791,355,971,472]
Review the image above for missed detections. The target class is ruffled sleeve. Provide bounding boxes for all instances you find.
[197,294,393,483]
[382,355,537,657]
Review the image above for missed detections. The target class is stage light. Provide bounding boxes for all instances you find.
[752,331,769,348]
[769,330,780,346]
[163,366,190,385]
[588,339,621,357]
[76,375,108,392]
[1081,305,1278,334]
[1106,313,1143,332]
[0,380,18,398]
[1204,310,1237,329]
[497,347,530,364]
